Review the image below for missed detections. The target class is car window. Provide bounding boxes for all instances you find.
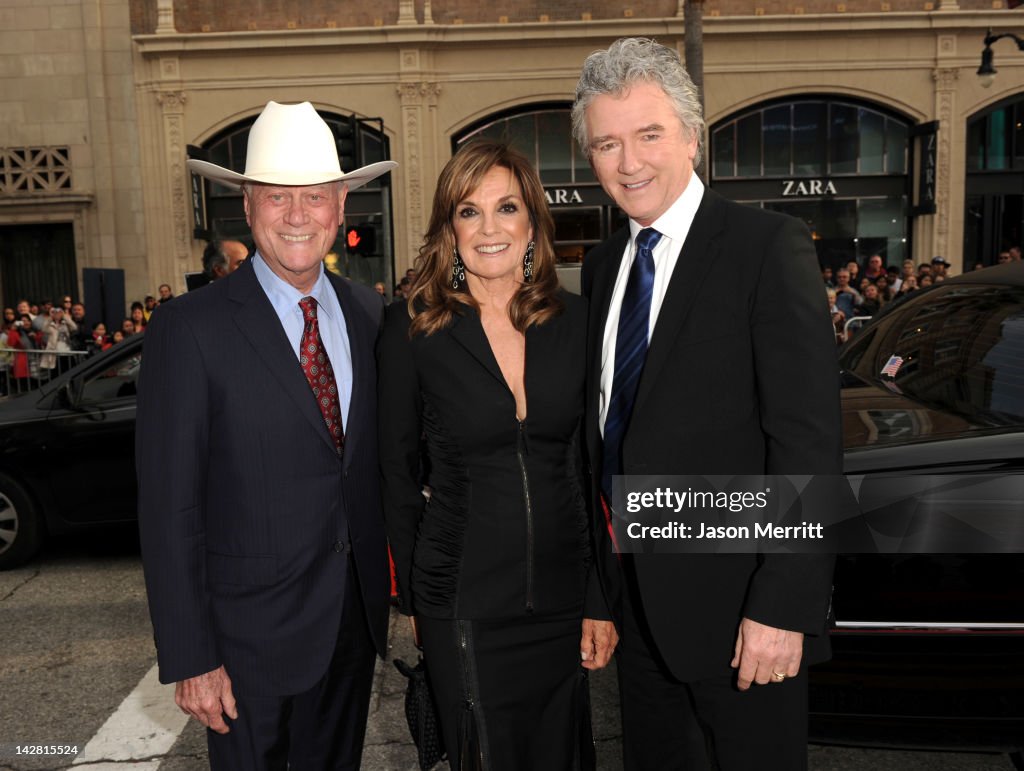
[79,348,143,404]
[840,284,1024,427]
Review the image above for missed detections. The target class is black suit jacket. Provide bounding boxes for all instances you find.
[136,259,389,697]
[583,188,842,682]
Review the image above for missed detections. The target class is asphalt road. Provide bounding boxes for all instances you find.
[0,531,1017,770]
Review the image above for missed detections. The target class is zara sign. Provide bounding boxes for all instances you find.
[544,188,584,204]
[781,179,838,197]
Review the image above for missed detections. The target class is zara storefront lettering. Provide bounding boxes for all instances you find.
[781,179,838,197]
[544,188,584,204]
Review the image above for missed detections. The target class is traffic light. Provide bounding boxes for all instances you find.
[345,225,376,255]
[333,115,357,173]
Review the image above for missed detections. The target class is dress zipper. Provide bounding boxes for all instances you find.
[517,420,535,613]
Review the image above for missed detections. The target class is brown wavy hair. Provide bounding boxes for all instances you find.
[407,141,563,336]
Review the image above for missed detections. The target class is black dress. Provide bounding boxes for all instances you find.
[378,292,594,771]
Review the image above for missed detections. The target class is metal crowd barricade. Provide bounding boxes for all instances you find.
[0,347,91,398]
[841,315,873,343]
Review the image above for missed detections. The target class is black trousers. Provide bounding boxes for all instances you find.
[418,612,592,771]
[618,561,809,771]
[206,566,377,771]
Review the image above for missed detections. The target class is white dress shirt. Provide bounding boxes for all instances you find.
[598,174,705,435]
[252,253,353,426]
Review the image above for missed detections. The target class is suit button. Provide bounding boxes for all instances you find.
[333,540,345,553]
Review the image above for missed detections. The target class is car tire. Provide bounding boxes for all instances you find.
[0,473,43,570]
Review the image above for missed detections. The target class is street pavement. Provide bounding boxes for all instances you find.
[0,535,1017,770]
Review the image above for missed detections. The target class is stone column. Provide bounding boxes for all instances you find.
[397,0,417,25]
[396,80,441,271]
[931,66,959,267]
[155,89,192,276]
[156,0,176,33]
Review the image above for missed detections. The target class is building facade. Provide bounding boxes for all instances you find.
[1,0,1021,306]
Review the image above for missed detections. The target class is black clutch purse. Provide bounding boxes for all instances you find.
[393,656,447,770]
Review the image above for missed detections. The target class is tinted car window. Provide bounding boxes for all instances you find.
[80,349,143,403]
[840,284,1024,427]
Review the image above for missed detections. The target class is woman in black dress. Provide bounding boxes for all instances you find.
[378,141,616,770]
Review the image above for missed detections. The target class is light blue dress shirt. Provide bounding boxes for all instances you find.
[252,253,353,426]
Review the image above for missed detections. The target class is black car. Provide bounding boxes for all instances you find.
[810,261,1024,757]
[0,335,142,569]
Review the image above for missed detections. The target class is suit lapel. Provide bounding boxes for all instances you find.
[326,272,373,472]
[632,188,725,418]
[585,227,630,462]
[228,261,339,455]
[448,306,507,389]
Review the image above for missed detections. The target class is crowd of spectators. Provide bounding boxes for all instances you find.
[825,246,1022,343]
[0,287,175,394]
[386,268,419,301]
[0,239,255,396]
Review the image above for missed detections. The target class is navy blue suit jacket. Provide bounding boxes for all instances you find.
[136,259,389,697]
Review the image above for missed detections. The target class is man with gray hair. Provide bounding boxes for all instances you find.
[574,38,841,769]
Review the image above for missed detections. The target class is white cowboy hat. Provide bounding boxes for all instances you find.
[186,101,396,190]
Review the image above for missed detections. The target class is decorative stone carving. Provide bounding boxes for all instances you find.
[396,82,442,102]
[160,58,180,80]
[932,67,959,91]
[396,82,441,255]
[401,49,420,71]
[157,90,191,263]
[0,146,72,194]
[931,68,958,257]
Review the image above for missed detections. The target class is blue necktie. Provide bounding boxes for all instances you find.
[602,227,662,500]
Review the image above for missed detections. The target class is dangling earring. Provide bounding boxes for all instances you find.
[451,247,466,290]
[523,240,535,282]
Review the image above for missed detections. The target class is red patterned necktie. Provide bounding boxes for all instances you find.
[298,296,344,452]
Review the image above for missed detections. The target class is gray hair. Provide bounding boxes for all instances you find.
[572,37,705,167]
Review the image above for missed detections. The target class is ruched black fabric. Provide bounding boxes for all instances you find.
[378,292,591,620]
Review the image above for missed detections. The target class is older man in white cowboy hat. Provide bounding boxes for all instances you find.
[137,101,396,770]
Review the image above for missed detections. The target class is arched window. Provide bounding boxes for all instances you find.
[967,94,1024,172]
[965,94,1024,267]
[710,97,914,271]
[712,98,909,179]
[456,104,594,184]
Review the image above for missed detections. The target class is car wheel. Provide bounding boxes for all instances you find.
[0,473,42,570]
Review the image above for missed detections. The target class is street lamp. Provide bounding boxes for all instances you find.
[977,28,1024,89]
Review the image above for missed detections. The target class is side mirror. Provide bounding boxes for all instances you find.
[62,378,84,410]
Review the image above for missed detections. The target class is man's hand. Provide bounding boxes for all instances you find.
[730,617,803,691]
[175,665,238,734]
[580,618,619,670]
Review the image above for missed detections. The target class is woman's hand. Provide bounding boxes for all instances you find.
[580,618,619,670]
[409,616,421,649]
